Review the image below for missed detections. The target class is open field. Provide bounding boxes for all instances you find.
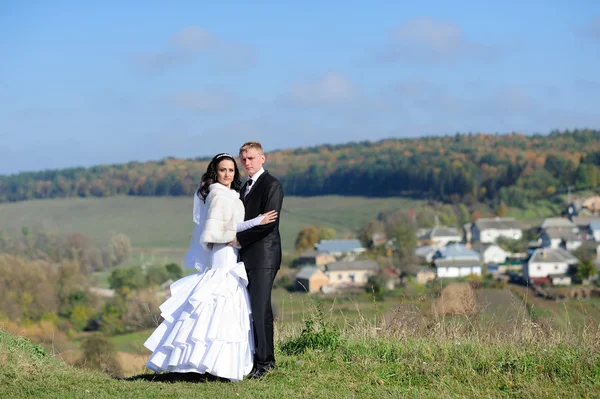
[3,304,600,398]
[511,285,600,331]
[0,195,426,253]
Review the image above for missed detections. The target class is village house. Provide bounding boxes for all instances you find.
[296,250,336,267]
[315,239,365,257]
[590,221,600,242]
[415,245,439,263]
[295,266,330,294]
[470,243,510,265]
[540,228,582,251]
[524,247,579,286]
[416,267,436,284]
[426,226,463,246]
[582,196,600,215]
[539,217,576,231]
[434,259,482,278]
[381,268,401,290]
[325,260,379,288]
[399,264,436,285]
[571,216,600,241]
[471,217,522,243]
[432,243,483,278]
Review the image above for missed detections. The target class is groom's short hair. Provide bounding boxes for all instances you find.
[239,141,264,155]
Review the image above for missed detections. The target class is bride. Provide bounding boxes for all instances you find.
[144,153,277,381]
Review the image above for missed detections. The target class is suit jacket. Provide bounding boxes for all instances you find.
[237,170,284,270]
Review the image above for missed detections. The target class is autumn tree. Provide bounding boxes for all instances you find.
[108,234,132,267]
[384,211,417,267]
[318,227,336,241]
[494,201,509,217]
[295,226,320,253]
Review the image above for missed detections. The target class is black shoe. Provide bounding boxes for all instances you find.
[248,366,274,379]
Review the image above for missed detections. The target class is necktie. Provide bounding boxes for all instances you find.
[244,179,253,200]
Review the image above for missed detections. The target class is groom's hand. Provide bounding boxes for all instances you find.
[227,237,239,246]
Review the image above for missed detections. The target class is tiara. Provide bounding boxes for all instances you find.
[215,153,232,159]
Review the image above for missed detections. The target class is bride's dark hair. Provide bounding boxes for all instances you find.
[197,153,242,200]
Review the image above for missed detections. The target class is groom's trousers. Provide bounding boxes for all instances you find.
[246,268,278,369]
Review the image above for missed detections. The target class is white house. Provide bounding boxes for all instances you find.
[315,239,365,257]
[325,260,379,288]
[571,217,600,241]
[432,243,482,278]
[540,229,582,251]
[539,217,575,231]
[590,221,600,242]
[471,217,522,243]
[471,243,510,265]
[434,259,482,278]
[524,247,579,285]
[427,226,462,246]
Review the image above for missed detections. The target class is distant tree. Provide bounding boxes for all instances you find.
[385,212,417,266]
[109,234,131,266]
[146,264,170,287]
[457,203,470,226]
[496,237,527,254]
[494,201,509,217]
[359,220,385,248]
[416,207,436,228]
[575,164,591,188]
[318,227,336,241]
[576,259,597,282]
[165,263,183,280]
[108,265,146,291]
[437,204,458,227]
[295,226,320,253]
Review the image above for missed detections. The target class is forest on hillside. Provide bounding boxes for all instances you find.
[1,129,599,207]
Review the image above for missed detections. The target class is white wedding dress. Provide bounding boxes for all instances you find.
[144,186,260,381]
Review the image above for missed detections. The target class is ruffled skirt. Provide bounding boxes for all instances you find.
[144,244,254,381]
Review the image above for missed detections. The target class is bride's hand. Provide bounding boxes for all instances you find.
[260,210,278,225]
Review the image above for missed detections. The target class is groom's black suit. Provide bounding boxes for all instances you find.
[237,170,284,372]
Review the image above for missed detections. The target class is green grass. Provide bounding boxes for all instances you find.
[0,195,425,253]
[3,308,600,398]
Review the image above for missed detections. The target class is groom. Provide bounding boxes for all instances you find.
[235,141,284,378]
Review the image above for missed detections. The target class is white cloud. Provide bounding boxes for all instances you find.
[377,17,495,64]
[132,26,256,72]
[281,73,360,106]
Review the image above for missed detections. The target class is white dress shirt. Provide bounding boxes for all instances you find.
[245,167,264,197]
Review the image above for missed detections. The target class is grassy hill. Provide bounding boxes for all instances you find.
[0,195,425,253]
[2,305,600,398]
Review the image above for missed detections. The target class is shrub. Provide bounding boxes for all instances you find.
[280,302,342,355]
[75,333,122,377]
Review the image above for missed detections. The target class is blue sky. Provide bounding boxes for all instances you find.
[1,1,599,175]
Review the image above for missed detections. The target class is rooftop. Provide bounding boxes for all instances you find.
[315,239,364,253]
[326,260,379,272]
[540,217,575,229]
[528,248,579,264]
[474,217,521,230]
[429,226,462,238]
[571,216,600,227]
[296,266,326,280]
[542,228,580,241]
[436,243,482,260]
[433,258,482,268]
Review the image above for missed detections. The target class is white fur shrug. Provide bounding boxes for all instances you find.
[199,183,245,248]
